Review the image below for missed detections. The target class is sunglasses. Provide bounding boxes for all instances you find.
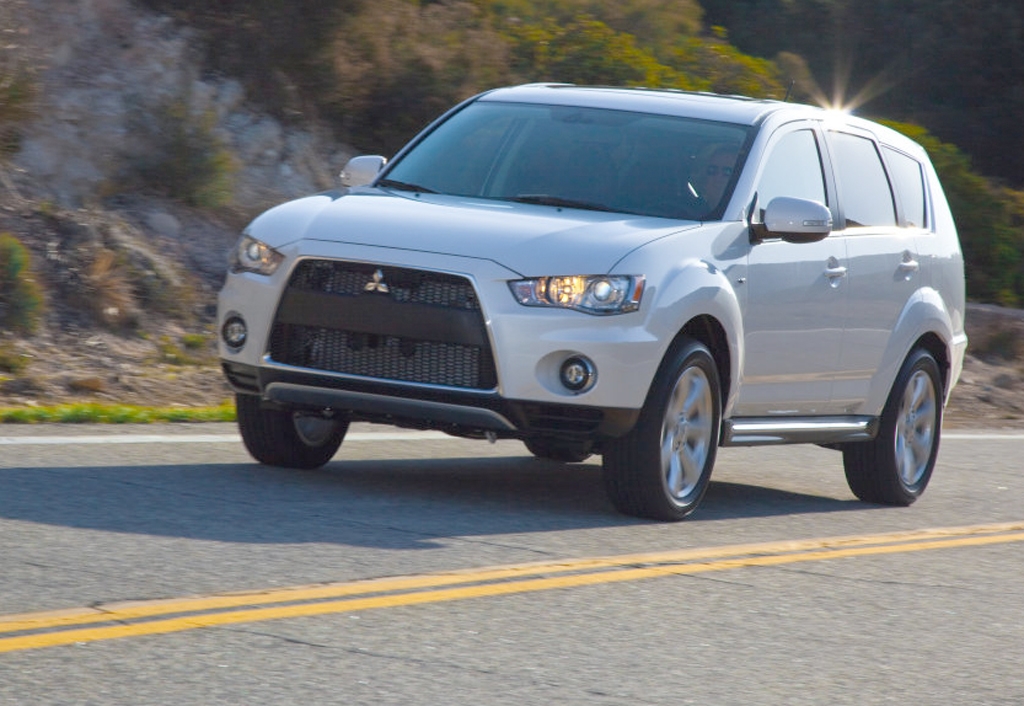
[706,165,733,177]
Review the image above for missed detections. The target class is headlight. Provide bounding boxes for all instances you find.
[230,234,284,275]
[508,275,645,315]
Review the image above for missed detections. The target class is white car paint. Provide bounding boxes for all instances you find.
[218,84,966,519]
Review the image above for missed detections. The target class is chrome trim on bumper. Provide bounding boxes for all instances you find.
[722,416,878,446]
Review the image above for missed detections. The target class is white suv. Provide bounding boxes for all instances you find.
[218,84,966,521]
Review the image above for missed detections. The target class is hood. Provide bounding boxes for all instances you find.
[246,188,699,276]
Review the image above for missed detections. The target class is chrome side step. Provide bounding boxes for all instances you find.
[721,416,878,446]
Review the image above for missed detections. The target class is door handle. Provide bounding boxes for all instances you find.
[824,259,847,289]
[825,256,848,284]
[899,252,920,280]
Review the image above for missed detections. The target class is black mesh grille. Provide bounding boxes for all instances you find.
[287,259,479,308]
[269,261,496,390]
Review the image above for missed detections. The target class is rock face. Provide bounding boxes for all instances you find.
[8,0,351,212]
[0,0,359,409]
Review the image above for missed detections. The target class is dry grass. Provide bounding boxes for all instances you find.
[84,248,138,328]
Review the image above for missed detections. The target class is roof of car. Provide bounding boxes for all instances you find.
[478,84,820,126]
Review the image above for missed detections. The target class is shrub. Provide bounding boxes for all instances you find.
[155,335,207,366]
[0,233,44,334]
[328,0,513,155]
[181,332,210,350]
[507,15,684,88]
[68,377,108,394]
[83,248,138,328]
[0,69,34,158]
[0,3,36,160]
[0,345,31,374]
[131,99,237,209]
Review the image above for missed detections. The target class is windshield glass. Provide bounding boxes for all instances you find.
[381,101,752,220]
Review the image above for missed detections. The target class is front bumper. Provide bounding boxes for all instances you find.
[222,360,640,442]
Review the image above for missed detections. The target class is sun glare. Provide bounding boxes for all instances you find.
[800,53,901,116]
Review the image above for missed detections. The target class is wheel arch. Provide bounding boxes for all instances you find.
[678,315,732,408]
[913,331,950,400]
[642,313,732,418]
[864,287,958,413]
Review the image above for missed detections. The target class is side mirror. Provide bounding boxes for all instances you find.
[761,196,833,243]
[340,155,387,188]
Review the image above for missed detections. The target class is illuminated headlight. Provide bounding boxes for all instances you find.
[230,234,284,275]
[508,275,645,315]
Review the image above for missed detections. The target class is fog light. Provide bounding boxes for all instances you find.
[559,356,596,393]
[222,315,248,349]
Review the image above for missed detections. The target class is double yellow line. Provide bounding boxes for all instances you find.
[3,521,1023,654]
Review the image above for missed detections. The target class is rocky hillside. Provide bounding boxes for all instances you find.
[1,0,1022,428]
[0,0,352,408]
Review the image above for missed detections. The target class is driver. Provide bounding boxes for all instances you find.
[689,143,740,213]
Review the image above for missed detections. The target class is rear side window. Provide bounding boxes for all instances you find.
[829,132,897,228]
[883,147,928,228]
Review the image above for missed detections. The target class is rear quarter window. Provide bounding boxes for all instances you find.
[882,146,928,228]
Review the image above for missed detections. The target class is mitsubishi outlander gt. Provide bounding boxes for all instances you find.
[218,84,967,521]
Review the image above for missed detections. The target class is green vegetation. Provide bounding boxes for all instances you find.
[0,346,31,374]
[0,38,35,159]
[699,0,1024,190]
[131,98,237,208]
[0,401,236,424]
[884,122,1024,306]
[0,70,34,158]
[0,233,44,334]
[181,332,212,351]
[0,0,1019,436]
[138,0,786,156]
[155,334,214,366]
[125,0,1024,308]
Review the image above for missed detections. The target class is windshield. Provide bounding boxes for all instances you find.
[381,101,752,220]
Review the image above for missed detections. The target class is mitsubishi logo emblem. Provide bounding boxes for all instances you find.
[364,269,390,294]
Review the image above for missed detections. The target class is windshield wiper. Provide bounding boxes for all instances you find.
[377,178,437,194]
[506,194,616,213]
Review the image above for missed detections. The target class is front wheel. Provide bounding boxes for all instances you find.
[843,348,942,505]
[602,339,721,521]
[236,393,348,469]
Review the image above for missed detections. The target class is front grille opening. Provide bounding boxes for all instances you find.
[270,324,495,389]
[268,261,497,390]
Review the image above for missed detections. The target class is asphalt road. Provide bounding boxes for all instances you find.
[1,422,1022,705]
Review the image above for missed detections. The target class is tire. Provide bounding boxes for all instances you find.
[843,348,942,505]
[235,393,348,469]
[524,438,593,463]
[602,338,721,521]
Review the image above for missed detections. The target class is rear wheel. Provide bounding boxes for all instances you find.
[236,393,348,469]
[843,348,942,505]
[602,339,721,521]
